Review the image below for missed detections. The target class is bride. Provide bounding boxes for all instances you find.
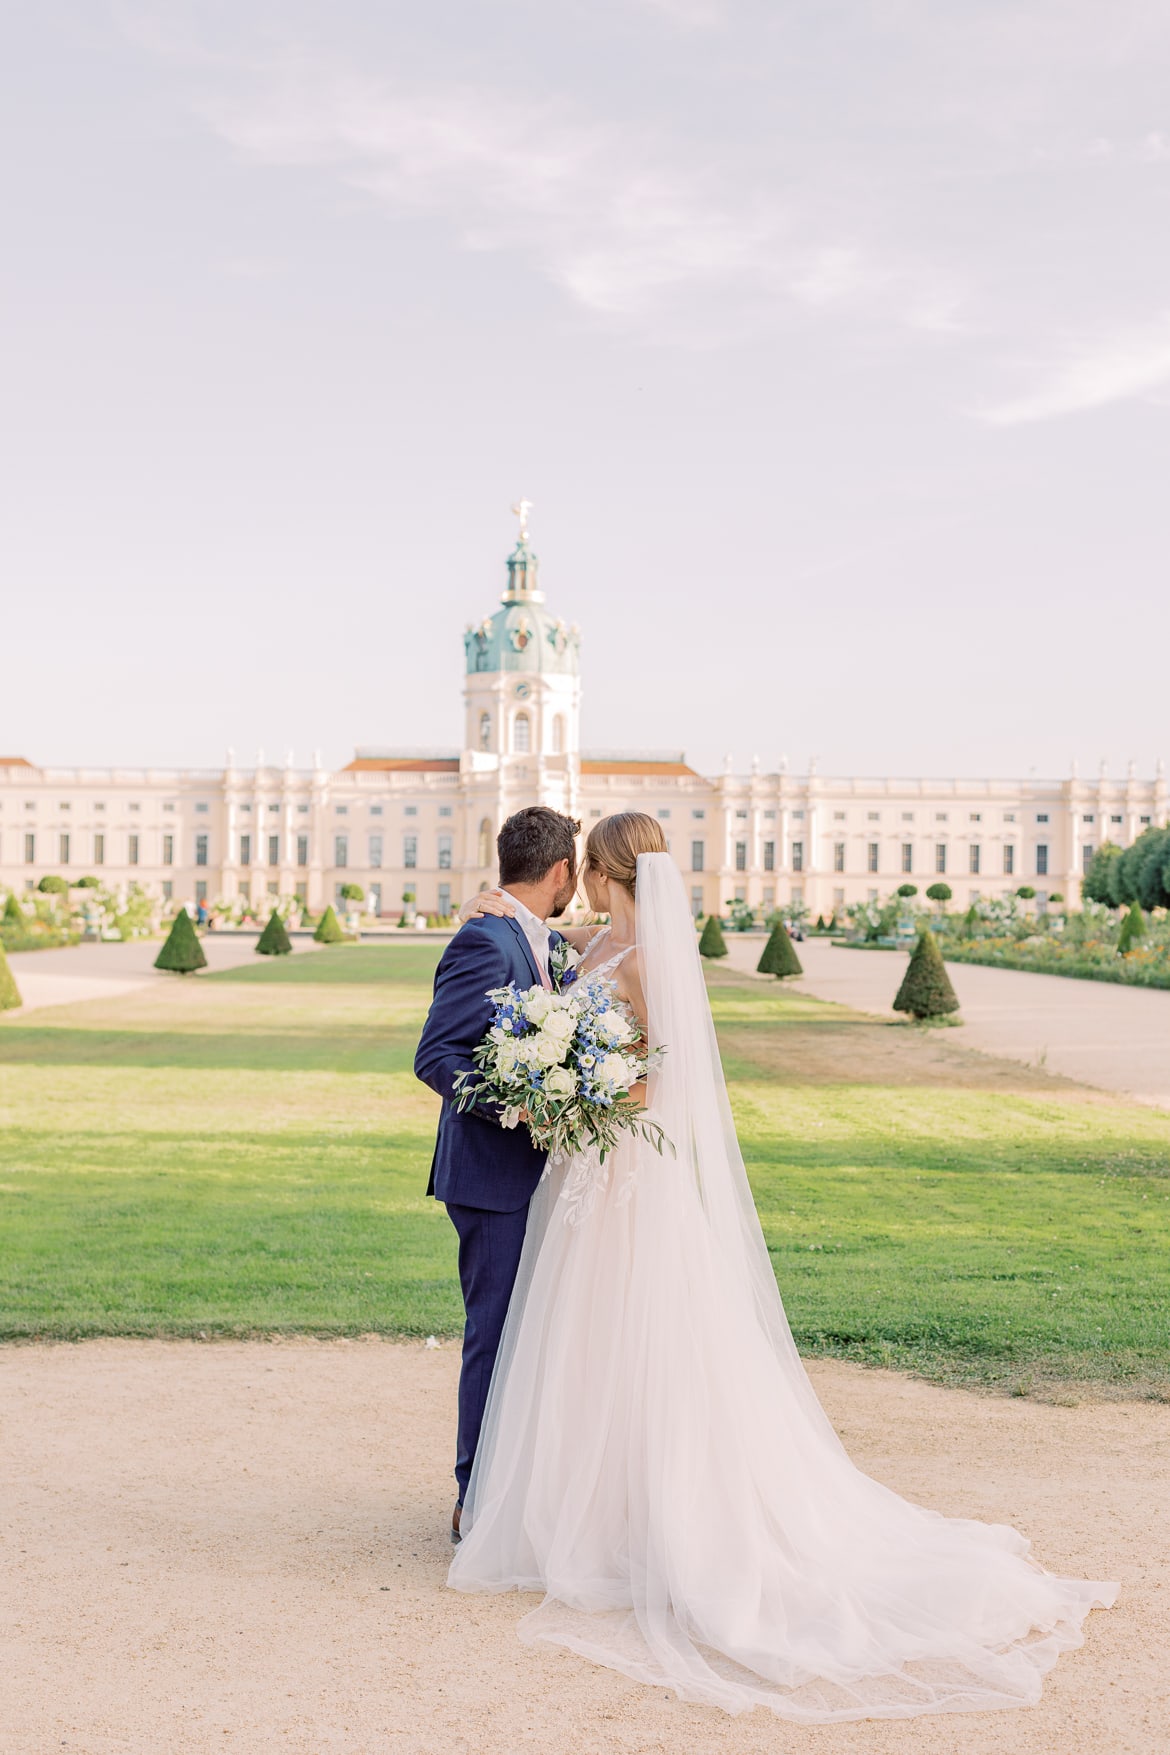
[448,810,1116,1721]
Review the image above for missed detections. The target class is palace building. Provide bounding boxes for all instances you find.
[2,519,1166,920]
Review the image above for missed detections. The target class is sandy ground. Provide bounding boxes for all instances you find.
[723,935,1170,1110]
[2,1340,1165,1755]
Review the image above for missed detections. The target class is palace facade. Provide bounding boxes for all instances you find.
[2,527,1166,920]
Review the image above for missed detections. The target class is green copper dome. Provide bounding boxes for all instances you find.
[465,537,581,676]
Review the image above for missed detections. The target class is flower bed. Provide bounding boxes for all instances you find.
[942,936,1170,991]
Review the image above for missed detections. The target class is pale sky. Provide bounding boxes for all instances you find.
[3,1,1168,780]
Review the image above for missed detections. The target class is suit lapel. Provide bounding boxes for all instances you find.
[503,913,543,989]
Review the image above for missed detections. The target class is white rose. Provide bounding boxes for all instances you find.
[595,1010,633,1046]
[599,1052,633,1088]
[532,1031,566,1066]
[542,1008,575,1042]
[544,1065,578,1099]
[524,990,553,1025]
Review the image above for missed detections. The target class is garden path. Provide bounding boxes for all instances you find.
[723,935,1170,1111]
[3,935,317,1015]
[4,1337,1162,1755]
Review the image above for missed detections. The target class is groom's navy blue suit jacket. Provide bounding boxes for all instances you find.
[414,914,562,1213]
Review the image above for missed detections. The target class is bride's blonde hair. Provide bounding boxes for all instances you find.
[583,812,667,898]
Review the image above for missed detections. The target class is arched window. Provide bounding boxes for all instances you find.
[514,712,531,753]
[551,714,565,755]
[478,711,491,751]
[477,817,492,868]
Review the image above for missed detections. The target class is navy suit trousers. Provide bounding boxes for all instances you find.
[446,1200,530,1503]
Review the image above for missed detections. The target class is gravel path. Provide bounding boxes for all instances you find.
[723,936,1170,1110]
[2,936,315,1015]
[3,1339,1164,1755]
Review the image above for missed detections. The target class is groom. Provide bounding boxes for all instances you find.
[414,805,580,1542]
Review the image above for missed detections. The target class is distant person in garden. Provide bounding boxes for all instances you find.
[435,811,1116,1723]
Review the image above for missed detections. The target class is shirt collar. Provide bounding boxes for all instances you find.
[499,889,550,944]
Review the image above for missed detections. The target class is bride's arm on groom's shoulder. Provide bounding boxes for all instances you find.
[413,924,509,1124]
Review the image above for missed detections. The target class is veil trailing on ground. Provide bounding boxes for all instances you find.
[451,852,1116,1722]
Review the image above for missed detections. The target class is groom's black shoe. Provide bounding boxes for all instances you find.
[450,1502,462,1545]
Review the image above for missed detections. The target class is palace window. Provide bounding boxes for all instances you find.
[1003,813,1016,823]
[552,715,566,755]
[59,833,70,865]
[935,844,947,874]
[736,809,748,821]
[792,841,804,872]
[691,840,705,872]
[1082,844,1094,872]
[901,843,913,873]
[867,843,879,873]
[867,812,880,823]
[334,835,348,868]
[24,833,35,864]
[1082,813,1095,823]
[370,805,384,818]
[195,835,208,867]
[128,836,139,867]
[763,886,774,908]
[404,835,417,870]
[691,887,704,919]
[297,804,309,815]
[479,712,491,751]
[94,834,104,866]
[1111,814,1122,824]
[763,810,776,821]
[162,881,172,901]
[514,713,531,754]
[438,883,451,917]
[1036,814,1049,824]
[404,806,418,817]
[369,835,383,869]
[1003,844,1015,875]
[657,809,671,820]
[268,835,279,866]
[833,811,846,822]
[195,880,207,904]
[478,818,492,867]
[969,844,981,875]
[336,806,348,817]
[734,841,747,871]
[1036,844,1049,876]
[833,842,845,873]
[297,835,309,867]
[935,813,948,823]
[162,835,174,866]
[195,803,209,815]
[763,840,775,872]
[969,813,982,823]
[438,835,453,870]
[240,835,252,867]
[692,808,705,820]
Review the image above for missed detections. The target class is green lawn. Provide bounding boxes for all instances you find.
[2,944,1168,1398]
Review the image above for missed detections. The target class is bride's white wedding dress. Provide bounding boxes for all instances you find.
[449,855,1117,1721]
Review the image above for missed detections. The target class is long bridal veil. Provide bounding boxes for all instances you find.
[450,852,1116,1722]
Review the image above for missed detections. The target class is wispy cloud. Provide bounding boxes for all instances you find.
[199,61,960,342]
[978,314,1170,423]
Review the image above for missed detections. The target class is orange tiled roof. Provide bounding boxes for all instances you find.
[580,759,700,778]
[0,756,34,768]
[343,756,460,773]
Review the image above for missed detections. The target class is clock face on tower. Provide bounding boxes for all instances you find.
[514,682,531,700]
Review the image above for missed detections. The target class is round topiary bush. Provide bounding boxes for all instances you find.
[925,882,952,906]
[154,910,208,975]
[757,919,802,978]
[698,914,728,959]
[896,883,918,899]
[893,927,959,1021]
[37,874,69,896]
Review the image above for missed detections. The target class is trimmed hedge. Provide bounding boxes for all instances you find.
[893,928,959,1020]
[698,914,728,958]
[256,909,293,956]
[757,920,803,978]
[154,911,207,975]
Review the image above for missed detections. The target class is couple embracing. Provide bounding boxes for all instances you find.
[414,806,1115,1723]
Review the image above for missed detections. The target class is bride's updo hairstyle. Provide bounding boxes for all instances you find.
[583,811,667,897]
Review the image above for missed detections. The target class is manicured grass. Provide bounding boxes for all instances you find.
[1,944,1168,1397]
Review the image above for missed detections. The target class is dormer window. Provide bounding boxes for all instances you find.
[514,712,531,754]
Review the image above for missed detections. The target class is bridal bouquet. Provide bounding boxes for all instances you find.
[453,978,669,1164]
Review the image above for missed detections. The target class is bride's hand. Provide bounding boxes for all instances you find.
[458,889,516,925]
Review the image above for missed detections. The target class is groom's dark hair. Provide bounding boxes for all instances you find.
[497,807,580,887]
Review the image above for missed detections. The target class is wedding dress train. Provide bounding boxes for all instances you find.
[448,855,1117,1722]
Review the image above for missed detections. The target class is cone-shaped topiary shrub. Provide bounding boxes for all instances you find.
[1117,901,1146,955]
[698,913,728,959]
[314,904,344,945]
[154,909,207,975]
[893,927,959,1021]
[256,908,292,956]
[0,941,21,1011]
[757,919,803,978]
[3,892,24,928]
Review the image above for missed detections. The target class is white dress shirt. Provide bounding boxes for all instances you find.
[499,889,552,986]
